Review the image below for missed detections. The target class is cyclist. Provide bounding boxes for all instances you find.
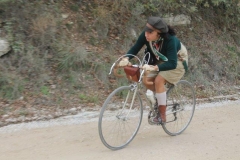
[119,16,188,124]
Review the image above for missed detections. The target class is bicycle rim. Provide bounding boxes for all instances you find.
[162,80,196,136]
[98,85,143,150]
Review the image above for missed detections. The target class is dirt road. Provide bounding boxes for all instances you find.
[0,100,240,160]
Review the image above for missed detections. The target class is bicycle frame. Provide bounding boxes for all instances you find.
[108,53,159,117]
[109,54,191,122]
[120,81,183,122]
[124,83,157,119]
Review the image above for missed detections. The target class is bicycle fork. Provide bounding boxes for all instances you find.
[117,84,138,121]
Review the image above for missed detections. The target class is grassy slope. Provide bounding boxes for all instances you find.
[0,0,239,124]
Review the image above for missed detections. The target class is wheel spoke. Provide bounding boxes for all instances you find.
[162,80,196,136]
[98,86,143,150]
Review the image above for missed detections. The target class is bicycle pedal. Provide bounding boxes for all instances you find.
[149,117,162,125]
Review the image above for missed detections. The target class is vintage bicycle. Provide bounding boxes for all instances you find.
[98,54,196,150]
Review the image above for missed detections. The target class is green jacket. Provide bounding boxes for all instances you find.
[126,31,181,71]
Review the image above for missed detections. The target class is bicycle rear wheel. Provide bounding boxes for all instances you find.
[98,85,143,150]
[162,80,196,136]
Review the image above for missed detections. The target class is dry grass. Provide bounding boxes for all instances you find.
[31,14,57,34]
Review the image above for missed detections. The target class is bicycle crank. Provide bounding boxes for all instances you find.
[148,111,162,125]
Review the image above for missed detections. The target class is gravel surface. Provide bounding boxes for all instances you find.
[0,100,240,160]
[0,99,240,160]
[0,99,239,133]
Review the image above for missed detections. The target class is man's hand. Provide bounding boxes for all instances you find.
[142,64,158,71]
[119,57,129,67]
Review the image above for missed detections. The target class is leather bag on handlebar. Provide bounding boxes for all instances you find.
[124,66,140,82]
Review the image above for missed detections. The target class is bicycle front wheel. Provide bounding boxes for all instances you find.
[98,85,143,150]
[162,80,196,136]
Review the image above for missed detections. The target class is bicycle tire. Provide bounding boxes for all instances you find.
[98,85,143,150]
[162,80,196,136]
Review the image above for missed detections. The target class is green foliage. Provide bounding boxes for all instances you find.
[63,73,76,84]
[0,0,13,4]
[40,86,49,95]
[131,2,145,16]
[143,1,160,14]
[193,0,240,27]
[3,20,24,54]
[188,6,198,13]
[69,4,79,12]
[0,72,24,99]
[56,44,92,72]
[18,108,29,116]
[79,94,99,103]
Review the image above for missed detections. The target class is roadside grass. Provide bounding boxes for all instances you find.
[0,0,239,105]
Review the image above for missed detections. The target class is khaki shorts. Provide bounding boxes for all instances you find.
[147,60,185,85]
[147,43,187,85]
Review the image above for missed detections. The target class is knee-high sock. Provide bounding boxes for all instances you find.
[155,92,166,105]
